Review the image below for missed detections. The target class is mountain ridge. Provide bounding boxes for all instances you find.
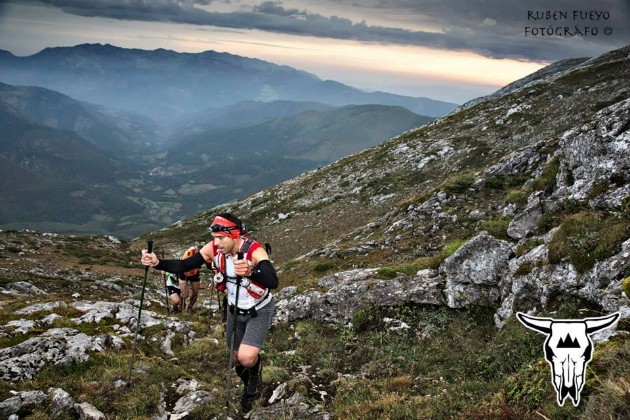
[0,82,162,152]
[170,103,432,164]
[0,43,458,122]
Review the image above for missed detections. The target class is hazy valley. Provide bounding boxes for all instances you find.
[0,44,448,237]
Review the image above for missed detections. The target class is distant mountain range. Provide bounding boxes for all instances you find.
[0,52,435,237]
[0,82,161,152]
[0,44,455,237]
[0,44,457,125]
[171,103,431,163]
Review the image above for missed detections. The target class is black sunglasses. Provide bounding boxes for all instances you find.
[208,224,240,233]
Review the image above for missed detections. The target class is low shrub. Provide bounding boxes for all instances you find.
[313,260,336,273]
[479,217,512,240]
[536,198,586,233]
[441,172,476,194]
[505,189,528,206]
[548,211,630,273]
[514,262,534,277]
[531,157,560,192]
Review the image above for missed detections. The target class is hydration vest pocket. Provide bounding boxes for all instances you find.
[246,281,266,299]
[213,272,226,292]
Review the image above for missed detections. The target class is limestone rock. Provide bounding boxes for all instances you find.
[556,98,630,202]
[483,143,545,176]
[48,387,76,416]
[249,392,331,420]
[1,281,47,296]
[275,269,444,324]
[507,192,544,239]
[15,301,68,315]
[74,402,106,420]
[171,390,212,419]
[442,232,512,308]
[0,328,114,382]
[0,390,47,417]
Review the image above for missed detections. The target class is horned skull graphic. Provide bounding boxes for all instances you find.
[517,312,619,406]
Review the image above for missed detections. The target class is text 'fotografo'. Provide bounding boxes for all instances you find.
[525,10,613,37]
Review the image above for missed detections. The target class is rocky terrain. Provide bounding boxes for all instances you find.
[0,45,629,419]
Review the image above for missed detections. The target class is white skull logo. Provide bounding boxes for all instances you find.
[517,312,619,406]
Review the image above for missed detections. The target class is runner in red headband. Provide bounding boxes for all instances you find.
[208,215,242,239]
[140,212,278,413]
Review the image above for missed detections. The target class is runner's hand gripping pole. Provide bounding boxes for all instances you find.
[226,251,244,409]
[127,240,152,385]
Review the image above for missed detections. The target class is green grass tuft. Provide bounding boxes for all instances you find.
[548,211,630,273]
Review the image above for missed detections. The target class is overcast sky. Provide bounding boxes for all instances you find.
[0,0,628,103]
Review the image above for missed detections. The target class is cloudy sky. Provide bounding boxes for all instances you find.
[0,0,628,103]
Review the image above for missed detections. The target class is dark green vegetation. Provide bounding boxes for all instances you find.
[547,211,630,273]
[318,303,628,419]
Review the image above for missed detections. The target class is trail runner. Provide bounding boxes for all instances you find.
[141,213,278,411]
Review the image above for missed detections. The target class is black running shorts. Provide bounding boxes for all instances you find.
[226,299,275,350]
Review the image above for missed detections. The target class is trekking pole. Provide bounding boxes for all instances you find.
[127,240,153,385]
[226,251,243,409]
[162,251,170,315]
[217,289,226,337]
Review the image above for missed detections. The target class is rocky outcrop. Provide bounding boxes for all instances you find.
[495,99,630,322]
[0,388,77,418]
[0,328,114,382]
[555,98,630,205]
[0,295,211,418]
[50,388,76,416]
[170,391,213,420]
[495,237,630,326]
[1,281,47,296]
[506,192,545,239]
[274,98,630,329]
[0,300,195,383]
[71,300,163,328]
[442,232,513,308]
[274,228,629,328]
[275,268,444,324]
[483,143,546,177]
[74,402,106,420]
[0,390,47,418]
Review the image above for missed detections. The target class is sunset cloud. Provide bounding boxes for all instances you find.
[5,0,629,61]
